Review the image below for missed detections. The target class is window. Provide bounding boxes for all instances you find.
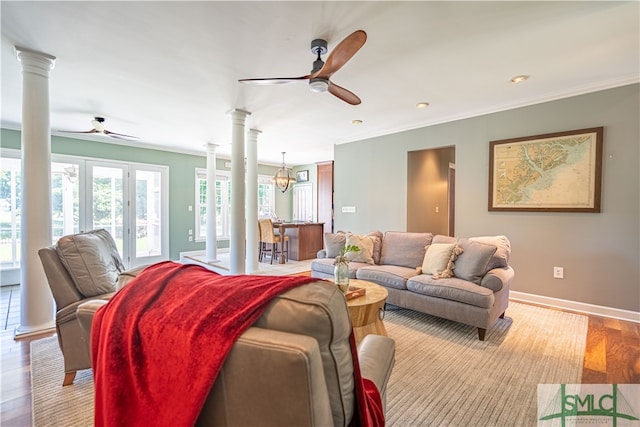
[195,169,275,242]
[0,156,21,268]
[0,149,169,272]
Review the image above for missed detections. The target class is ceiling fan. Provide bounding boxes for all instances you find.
[239,30,367,105]
[60,117,139,140]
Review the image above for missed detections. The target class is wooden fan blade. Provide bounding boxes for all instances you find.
[104,130,139,140]
[328,81,361,105]
[314,30,367,79]
[238,76,310,85]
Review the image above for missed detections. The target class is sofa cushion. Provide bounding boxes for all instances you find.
[380,231,433,269]
[323,232,346,258]
[310,258,369,279]
[345,233,375,264]
[56,229,124,297]
[356,265,417,290]
[470,235,511,270]
[406,275,495,309]
[454,239,497,285]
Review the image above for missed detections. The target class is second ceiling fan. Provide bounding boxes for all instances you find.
[239,30,367,105]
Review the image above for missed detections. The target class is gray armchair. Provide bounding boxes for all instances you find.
[38,229,143,385]
[78,280,396,426]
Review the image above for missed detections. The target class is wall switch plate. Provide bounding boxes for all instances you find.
[553,266,564,279]
[342,206,356,213]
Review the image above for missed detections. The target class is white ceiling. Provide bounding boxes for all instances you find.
[2,1,638,166]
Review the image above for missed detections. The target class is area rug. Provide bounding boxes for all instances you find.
[30,337,93,427]
[384,302,588,426]
[31,301,587,427]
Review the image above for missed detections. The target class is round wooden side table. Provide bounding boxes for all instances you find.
[345,279,389,344]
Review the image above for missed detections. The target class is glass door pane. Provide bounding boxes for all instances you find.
[51,162,80,241]
[89,164,125,255]
[0,157,21,268]
[134,169,161,258]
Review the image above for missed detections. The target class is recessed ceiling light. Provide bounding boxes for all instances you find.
[511,75,530,83]
[352,119,363,125]
[416,102,430,109]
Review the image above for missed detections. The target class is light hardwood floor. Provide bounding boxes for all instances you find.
[1,286,638,426]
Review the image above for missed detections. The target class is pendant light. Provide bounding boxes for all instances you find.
[273,151,296,193]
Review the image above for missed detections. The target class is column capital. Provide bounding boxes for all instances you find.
[227,108,251,124]
[246,129,262,143]
[15,46,56,77]
[205,143,220,153]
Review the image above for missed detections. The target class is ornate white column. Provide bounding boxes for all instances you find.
[205,143,219,262]
[245,129,261,272]
[228,109,250,274]
[14,46,56,338]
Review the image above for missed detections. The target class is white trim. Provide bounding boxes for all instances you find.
[510,291,640,324]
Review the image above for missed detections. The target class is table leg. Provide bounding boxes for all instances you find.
[278,224,286,264]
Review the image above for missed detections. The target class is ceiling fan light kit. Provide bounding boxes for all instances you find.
[309,78,329,93]
[239,29,367,105]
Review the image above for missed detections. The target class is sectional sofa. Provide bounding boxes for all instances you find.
[311,231,514,340]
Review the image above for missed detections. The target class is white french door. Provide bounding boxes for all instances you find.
[85,161,168,267]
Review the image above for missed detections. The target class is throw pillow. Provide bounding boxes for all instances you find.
[433,245,464,279]
[365,230,383,264]
[421,243,463,278]
[345,233,375,264]
[470,235,511,270]
[324,232,346,258]
[454,239,498,284]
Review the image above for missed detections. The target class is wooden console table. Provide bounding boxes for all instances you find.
[274,222,324,263]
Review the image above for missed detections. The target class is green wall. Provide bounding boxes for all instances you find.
[1,129,280,260]
[334,84,639,312]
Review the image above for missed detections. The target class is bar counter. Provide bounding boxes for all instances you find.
[274,222,324,262]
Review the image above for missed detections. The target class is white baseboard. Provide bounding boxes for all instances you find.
[510,291,640,323]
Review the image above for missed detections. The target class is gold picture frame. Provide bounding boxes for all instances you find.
[489,127,603,212]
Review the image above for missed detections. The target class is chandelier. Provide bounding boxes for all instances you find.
[273,151,296,193]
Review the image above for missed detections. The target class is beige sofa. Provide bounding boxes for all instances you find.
[311,231,514,340]
[78,280,395,426]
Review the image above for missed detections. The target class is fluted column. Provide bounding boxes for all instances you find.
[229,109,250,274]
[205,143,220,262]
[246,129,261,272]
[14,46,56,338]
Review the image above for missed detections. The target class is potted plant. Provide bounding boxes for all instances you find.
[334,244,360,293]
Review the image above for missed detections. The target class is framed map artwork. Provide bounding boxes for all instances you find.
[489,127,603,212]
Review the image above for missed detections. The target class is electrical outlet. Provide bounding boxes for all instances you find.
[188,236,193,242]
[553,267,564,279]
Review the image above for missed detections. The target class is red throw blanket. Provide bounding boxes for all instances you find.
[91,261,383,427]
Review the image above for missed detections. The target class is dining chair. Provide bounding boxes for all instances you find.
[258,218,289,264]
